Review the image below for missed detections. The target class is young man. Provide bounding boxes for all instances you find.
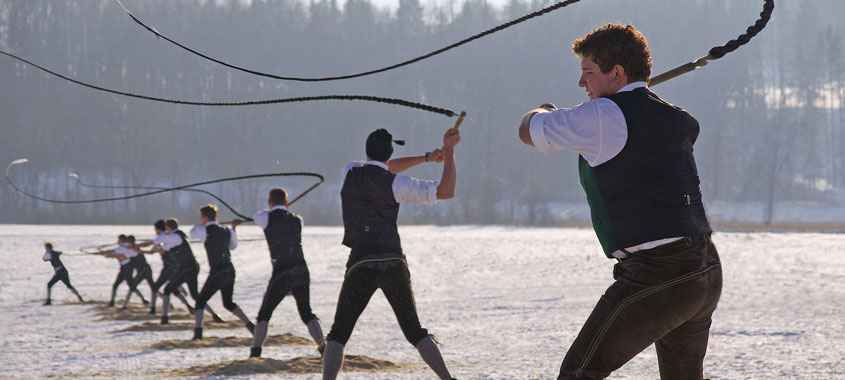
[189,204,254,340]
[155,218,221,325]
[249,188,323,358]
[102,235,148,307]
[121,235,156,309]
[322,127,459,380]
[517,24,723,380]
[42,243,84,305]
[135,220,193,315]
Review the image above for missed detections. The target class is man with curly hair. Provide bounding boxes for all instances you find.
[518,24,723,380]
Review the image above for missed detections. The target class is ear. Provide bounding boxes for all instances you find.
[613,64,628,82]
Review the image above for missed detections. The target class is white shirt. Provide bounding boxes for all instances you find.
[341,161,439,205]
[190,221,238,250]
[253,205,303,230]
[529,82,681,257]
[42,251,52,262]
[115,244,134,265]
[153,231,184,251]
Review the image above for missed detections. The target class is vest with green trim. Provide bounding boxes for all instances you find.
[580,87,712,257]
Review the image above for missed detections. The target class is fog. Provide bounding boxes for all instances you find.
[1,0,843,226]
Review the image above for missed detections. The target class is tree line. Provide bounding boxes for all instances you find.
[1,0,842,226]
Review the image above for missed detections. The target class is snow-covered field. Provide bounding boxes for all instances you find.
[1,224,845,380]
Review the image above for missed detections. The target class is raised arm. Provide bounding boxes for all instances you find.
[436,129,461,200]
[387,150,441,174]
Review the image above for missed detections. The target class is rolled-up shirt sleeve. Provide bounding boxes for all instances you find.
[190,225,206,242]
[253,210,270,230]
[228,228,238,250]
[393,174,439,205]
[527,99,627,166]
[154,233,183,251]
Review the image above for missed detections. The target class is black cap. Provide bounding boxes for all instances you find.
[365,129,404,161]
[154,219,166,231]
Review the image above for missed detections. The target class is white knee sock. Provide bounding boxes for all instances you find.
[253,321,269,348]
[322,340,344,380]
[307,319,324,345]
[416,336,452,380]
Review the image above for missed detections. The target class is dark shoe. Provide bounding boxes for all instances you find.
[246,321,255,334]
[249,347,262,358]
[160,315,169,325]
[149,306,156,315]
[107,301,115,307]
[43,300,52,306]
[212,314,224,323]
[142,299,150,305]
[192,327,203,340]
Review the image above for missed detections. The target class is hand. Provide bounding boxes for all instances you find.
[231,219,243,229]
[428,148,444,163]
[443,128,461,150]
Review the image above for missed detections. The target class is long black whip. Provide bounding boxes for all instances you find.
[0,50,460,117]
[6,159,325,220]
[649,0,775,86]
[115,0,583,82]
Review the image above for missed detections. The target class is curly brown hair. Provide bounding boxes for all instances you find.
[572,24,651,82]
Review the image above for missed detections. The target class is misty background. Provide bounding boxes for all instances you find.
[1,0,843,226]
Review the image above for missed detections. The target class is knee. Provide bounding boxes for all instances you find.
[405,328,429,346]
[299,310,317,325]
[223,301,238,311]
[256,310,272,322]
[325,329,351,346]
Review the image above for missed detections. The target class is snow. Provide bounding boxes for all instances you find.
[2,224,845,379]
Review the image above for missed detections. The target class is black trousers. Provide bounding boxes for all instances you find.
[196,263,239,311]
[256,264,316,324]
[47,268,74,289]
[127,264,154,293]
[326,259,428,346]
[153,264,178,292]
[164,263,200,299]
[112,264,134,290]
[558,235,723,380]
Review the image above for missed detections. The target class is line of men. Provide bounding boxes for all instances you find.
[42,23,724,380]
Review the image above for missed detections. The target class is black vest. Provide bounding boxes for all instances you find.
[130,250,148,268]
[172,230,197,268]
[203,223,232,267]
[263,208,306,268]
[341,164,402,250]
[580,88,712,256]
[47,250,64,271]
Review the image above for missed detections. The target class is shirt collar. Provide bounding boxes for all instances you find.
[270,205,287,211]
[617,81,648,93]
[364,160,389,170]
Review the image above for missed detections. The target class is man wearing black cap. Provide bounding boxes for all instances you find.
[322,127,460,380]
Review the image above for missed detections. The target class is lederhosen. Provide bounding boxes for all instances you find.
[326,164,429,346]
[558,88,722,380]
[195,224,240,311]
[255,208,316,324]
[46,250,73,289]
[164,230,200,299]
